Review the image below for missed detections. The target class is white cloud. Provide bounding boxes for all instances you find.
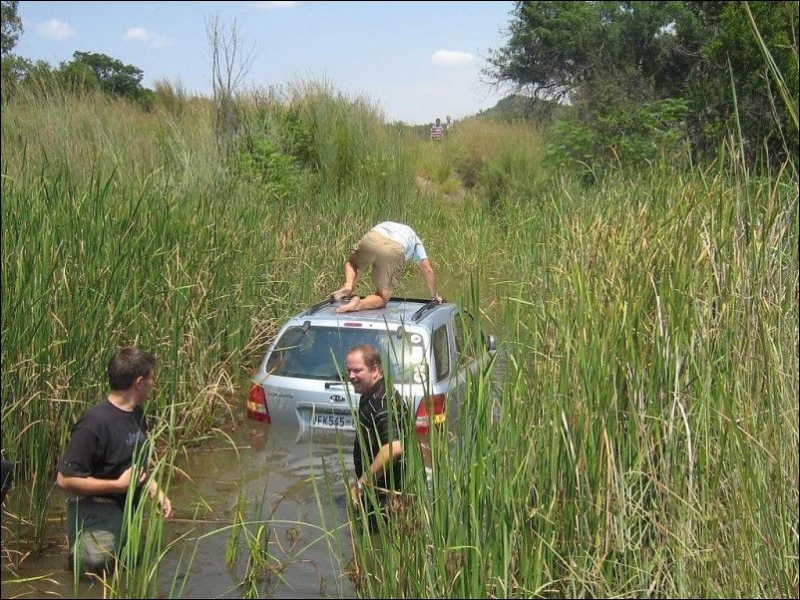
[431,50,474,66]
[124,28,172,48]
[34,19,75,40]
[124,28,149,42]
[251,1,298,9]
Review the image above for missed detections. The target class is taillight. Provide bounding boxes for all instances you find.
[247,384,271,423]
[415,394,446,434]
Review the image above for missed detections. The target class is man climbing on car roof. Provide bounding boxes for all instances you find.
[330,221,443,313]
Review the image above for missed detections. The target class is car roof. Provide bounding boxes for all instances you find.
[289,296,453,327]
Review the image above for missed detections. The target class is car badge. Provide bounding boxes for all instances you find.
[329,395,346,403]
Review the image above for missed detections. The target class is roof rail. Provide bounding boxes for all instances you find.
[304,297,335,315]
[411,299,441,322]
[304,295,435,317]
[391,296,431,305]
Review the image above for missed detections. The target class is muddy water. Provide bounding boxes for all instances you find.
[1,421,360,599]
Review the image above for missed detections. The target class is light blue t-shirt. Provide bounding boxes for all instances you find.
[371,222,428,263]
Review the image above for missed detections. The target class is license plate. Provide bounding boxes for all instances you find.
[311,413,353,430]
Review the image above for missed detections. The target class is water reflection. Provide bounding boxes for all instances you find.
[1,421,359,599]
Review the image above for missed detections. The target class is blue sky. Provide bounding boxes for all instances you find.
[15,1,516,125]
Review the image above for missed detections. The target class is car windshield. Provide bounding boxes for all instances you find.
[265,326,428,383]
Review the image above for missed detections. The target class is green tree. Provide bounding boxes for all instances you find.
[66,51,154,109]
[54,58,101,93]
[485,2,693,107]
[71,51,144,98]
[1,0,24,99]
[683,1,798,164]
[487,1,799,169]
[1,0,22,56]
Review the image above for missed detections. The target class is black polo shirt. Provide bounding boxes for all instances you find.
[352,378,408,491]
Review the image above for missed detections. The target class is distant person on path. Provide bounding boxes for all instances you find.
[430,117,444,141]
[56,346,173,576]
[330,221,443,313]
[346,344,410,531]
[445,115,453,136]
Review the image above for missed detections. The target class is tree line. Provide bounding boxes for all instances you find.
[2,1,797,171]
[1,1,154,108]
[484,1,798,171]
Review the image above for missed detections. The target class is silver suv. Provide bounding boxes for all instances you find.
[247,296,497,436]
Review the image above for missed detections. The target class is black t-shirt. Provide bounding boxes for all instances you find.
[352,378,408,491]
[57,397,150,507]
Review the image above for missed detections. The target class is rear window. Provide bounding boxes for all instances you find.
[265,326,429,383]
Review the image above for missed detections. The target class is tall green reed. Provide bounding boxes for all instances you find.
[1,89,281,548]
[346,149,797,597]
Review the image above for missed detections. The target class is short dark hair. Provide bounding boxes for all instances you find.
[348,344,382,371]
[107,346,156,391]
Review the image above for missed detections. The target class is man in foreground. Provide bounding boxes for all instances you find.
[346,344,410,530]
[56,346,173,576]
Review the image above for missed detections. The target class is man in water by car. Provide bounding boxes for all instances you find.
[55,346,173,576]
[346,344,410,530]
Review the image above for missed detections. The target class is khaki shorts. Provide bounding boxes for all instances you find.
[348,230,406,293]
